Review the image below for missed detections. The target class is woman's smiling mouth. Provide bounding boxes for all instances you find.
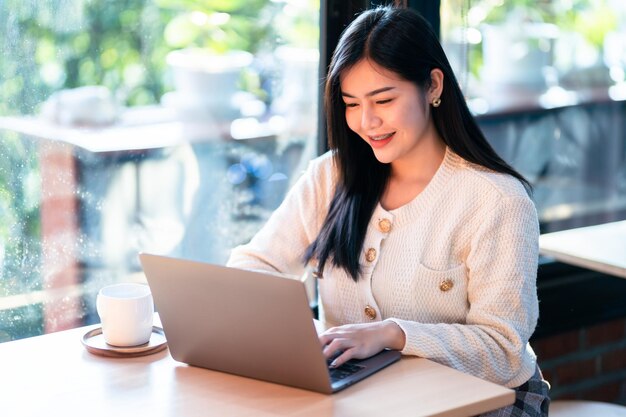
[368,132,395,148]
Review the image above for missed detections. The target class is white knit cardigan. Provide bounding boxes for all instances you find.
[227,147,540,388]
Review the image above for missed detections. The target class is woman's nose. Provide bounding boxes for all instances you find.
[361,105,382,130]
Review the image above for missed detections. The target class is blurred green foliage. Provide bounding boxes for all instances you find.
[1,1,171,113]
[0,0,319,112]
[443,0,622,85]
[481,0,618,48]
[0,132,41,298]
[160,0,278,54]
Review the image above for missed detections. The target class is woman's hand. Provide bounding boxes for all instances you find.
[319,320,406,367]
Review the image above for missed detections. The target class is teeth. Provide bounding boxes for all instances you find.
[371,133,393,141]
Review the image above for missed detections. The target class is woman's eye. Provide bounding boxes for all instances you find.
[376,98,392,104]
[344,102,359,108]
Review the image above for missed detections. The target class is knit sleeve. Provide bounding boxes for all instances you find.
[388,195,540,387]
[226,155,332,276]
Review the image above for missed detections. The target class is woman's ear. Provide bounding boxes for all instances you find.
[429,68,444,102]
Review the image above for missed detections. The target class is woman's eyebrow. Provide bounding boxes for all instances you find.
[341,86,396,98]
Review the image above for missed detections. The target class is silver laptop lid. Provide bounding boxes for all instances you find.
[139,253,334,393]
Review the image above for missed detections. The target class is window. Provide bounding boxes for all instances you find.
[0,0,320,342]
[441,0,626,232]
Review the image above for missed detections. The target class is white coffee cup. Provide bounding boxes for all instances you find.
[96,283,154,347]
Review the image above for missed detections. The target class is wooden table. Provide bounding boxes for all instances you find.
[539,220,626,279]
[0,322,514,417]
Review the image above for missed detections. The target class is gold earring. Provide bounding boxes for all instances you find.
[432,97,441,108]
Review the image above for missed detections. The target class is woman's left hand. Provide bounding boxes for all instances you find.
[319,320,405,367]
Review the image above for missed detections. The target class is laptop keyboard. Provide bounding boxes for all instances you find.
[328,361,365,382]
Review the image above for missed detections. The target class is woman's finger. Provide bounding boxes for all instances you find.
[328,347,356,368]
[322,337,350,358]
[318,326,345,346]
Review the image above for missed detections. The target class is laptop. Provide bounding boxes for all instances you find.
[139,253,401,394]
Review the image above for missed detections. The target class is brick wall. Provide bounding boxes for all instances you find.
[532,316,626,404]
[40,142,81,333]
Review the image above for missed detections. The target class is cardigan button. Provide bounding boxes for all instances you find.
[364,305,377,320]
[365,248,377,262]
[378,218,392,233]
[439,279,454,292]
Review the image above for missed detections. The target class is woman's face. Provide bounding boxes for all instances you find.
[340,59,439,165]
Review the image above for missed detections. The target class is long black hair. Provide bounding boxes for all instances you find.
[304,6,531,281]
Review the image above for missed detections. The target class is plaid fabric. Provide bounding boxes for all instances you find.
[478,365,551,417]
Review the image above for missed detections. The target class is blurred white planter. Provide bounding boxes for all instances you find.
[165,48,253,123]
[481,23,559,92]
[41,86,118,126]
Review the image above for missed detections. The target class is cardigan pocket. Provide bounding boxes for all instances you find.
[413,263,469,323]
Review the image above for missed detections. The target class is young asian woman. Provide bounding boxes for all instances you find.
[227,6,550,416]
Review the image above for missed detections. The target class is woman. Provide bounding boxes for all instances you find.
[228,6,550,416]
